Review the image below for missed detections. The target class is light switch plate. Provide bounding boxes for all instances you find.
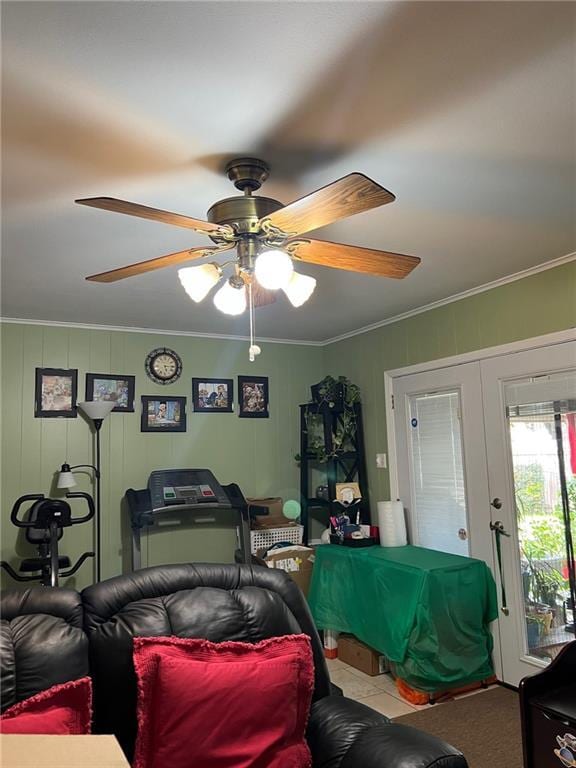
[376,453,387,469]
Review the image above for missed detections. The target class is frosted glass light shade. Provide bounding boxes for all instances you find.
[213,280,247,316]
[178,263,222,303]
[254,249,294,290]
[78,401,115,421]
[282,271,317,307]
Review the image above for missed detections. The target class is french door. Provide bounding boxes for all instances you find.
[390,337,576,685]
[481,341,576,684]
[392,362,492,566]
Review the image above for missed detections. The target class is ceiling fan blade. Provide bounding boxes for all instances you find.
[260,173,394,237]
[76,197,228,235]
[86,246,223,283]
[289,238,420,278]
[242,274,277,307]
[251,283,277,308]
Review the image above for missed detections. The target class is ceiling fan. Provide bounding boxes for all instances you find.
[76,157,421,315]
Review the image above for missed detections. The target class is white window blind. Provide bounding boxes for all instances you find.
[408,390,469,556]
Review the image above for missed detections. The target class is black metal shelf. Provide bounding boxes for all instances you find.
[302,450,358,460]
[299,401,369,545]
[306,497,331,507]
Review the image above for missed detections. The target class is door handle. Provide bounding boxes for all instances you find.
[490,520,510,615]
[489,520,510,537]
[491,498,503,510]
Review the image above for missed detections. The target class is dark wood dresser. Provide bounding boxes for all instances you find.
[520,641,576,768]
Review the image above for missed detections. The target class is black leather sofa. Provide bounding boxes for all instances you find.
[1,563,467,767]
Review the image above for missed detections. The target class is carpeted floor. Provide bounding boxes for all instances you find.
[394,686,522,768]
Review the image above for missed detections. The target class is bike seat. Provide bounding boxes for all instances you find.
[19,556,71,573]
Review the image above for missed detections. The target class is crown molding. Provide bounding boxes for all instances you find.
[2,252,574,347]
[0,317,324,347]
[323,252,576,345]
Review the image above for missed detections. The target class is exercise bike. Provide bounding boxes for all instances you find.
[0,492,95,587]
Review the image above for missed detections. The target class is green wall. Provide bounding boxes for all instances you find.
[0,324,324,589]
[2,262,574,589]
[324,261,576,510]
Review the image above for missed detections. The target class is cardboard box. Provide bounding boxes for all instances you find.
[337,634,388,676]
[0,734,130,767]
[264,545,315,596]
[247,497,286,528]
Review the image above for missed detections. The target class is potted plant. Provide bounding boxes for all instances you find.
[310,376,360,413]
[525,614,544,647]
[295,376,361,464]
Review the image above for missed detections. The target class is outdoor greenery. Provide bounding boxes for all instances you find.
[515,463,575,614]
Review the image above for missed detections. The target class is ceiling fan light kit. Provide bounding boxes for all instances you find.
[77,157,420,359]
[213,276,247,316]
[283,271,317,308]
[254,249,294,290]
[178,262,222,303]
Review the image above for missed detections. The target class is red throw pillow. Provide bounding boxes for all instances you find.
[0,677,92,734]
[133,634,314,768]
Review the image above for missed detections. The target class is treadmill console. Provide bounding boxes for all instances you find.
[148,469,231,510]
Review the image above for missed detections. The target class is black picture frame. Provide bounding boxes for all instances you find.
[85,373,136,413]
[141,396,187,432]
[238,376,269,418]
[192,378,234,413]
[34,367,78,418]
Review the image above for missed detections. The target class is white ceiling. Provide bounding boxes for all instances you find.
[2,1,575,342]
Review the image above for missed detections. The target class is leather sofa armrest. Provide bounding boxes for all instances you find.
[307,696,467,768]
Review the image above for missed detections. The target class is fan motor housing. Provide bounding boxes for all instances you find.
[206,195,283,236]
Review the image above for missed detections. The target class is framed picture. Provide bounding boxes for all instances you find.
[86,373,135,412]
[238,376,269,418]
[192,378,233,413]
[141,396,187,432]
[35,368,78,418]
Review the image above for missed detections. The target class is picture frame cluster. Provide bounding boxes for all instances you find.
[34,367,270,431]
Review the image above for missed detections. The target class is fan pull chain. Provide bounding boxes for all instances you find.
[248,282,261,363]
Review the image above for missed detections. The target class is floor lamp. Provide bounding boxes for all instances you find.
[57,400,115,582]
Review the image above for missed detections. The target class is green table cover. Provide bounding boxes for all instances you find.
[308,544,498,692]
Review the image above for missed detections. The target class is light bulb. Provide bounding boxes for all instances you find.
[178,263,222,303]
[213,278,247,316]
[282,271,317,307]
[254,249,294,290]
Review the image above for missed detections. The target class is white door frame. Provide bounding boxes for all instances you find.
[384,327,575,683]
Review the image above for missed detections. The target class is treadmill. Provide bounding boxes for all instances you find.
[125,469,254,569]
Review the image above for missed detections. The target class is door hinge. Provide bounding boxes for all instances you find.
[391,395,395,410]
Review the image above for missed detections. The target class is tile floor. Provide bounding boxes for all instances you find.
[325,657,496,717]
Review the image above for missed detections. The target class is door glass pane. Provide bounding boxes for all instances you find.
[408,390,469,556]
[506,371,576,662]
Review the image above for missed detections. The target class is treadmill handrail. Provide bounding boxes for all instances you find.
[150,501,233,515]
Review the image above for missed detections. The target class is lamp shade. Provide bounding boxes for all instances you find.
[57,463,77,489]
[213,279,247,316]
[78,401,115,421]
[254,249,294,290]
[282,271,317,307]
[178,263,222,302]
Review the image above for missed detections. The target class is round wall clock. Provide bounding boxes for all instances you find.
[145,347,183,385]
